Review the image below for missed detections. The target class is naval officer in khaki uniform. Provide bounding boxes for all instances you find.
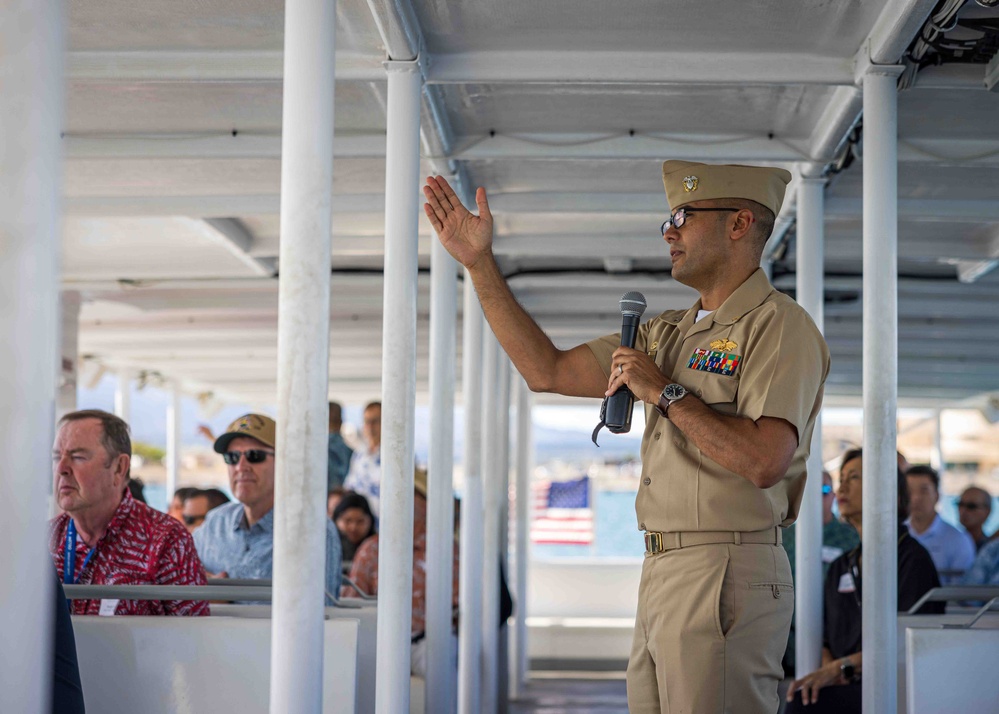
[423,160,829,713]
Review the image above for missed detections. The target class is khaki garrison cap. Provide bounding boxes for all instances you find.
[213,413,277,453]
[662,160,793,216]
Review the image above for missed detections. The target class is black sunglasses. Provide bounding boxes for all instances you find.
[661,207,741,235]
[182,514,206,526]
[223,449,275,465]
[957,501,986,511]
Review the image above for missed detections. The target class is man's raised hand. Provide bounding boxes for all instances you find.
[423,175,493,270]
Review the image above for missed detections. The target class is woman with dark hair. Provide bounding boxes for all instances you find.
[785,448,943,712]
[332,492,376,563]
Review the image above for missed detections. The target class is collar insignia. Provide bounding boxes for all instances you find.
[682,175,698,192]
[709,338,738,352]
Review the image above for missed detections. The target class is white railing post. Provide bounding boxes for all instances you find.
[497,357,512,714]
[862,65,902,714]
[426,225,460,713]
[794,176,826,677]
[269,0,336,710]
[511,377,533,698]
[58,292,81,420]
[480,331,501,714]
[375,58,423,714]
[458,283,485,714]
[115,368,133,424]
[0,0,64,711]
[166,382,181,504]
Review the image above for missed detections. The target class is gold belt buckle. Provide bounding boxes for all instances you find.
[644,531,663,555]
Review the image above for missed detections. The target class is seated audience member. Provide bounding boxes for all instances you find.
[327,486,346,520]
[49,409,208,616]
[332,492,376,563]
[343,468,459,675]
[782,470,859,673]
[181,488,231,534]
[785,449,943,712]
[905,464,975,583]
[51,573,86,714]
[344,401,382,517]
[168,486,198,522]
[327,401,353,491]
[194,414,342,602]
[958,485,994,551]
[962,537,999,586]
[127,477,147,504]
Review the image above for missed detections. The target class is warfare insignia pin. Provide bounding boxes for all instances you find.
[709,338,737,353]
[682,175,698,192]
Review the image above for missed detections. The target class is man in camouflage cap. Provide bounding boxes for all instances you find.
[423,160,828,713]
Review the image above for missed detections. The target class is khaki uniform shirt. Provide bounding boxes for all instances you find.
[586,269,830,534]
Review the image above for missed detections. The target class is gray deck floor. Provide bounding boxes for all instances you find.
[509,675,629,714]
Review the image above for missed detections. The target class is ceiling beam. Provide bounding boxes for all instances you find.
[66,50,386,83]
[425,50,854,86]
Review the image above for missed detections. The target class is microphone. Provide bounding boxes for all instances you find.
[604,291,647,433]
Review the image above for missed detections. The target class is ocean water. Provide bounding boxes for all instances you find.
[531,491,999,560]
[140,482,999,560]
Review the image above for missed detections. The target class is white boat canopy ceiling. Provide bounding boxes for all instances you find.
[64,0,999,406]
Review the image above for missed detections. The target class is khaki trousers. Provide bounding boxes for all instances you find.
[627,542,793,714]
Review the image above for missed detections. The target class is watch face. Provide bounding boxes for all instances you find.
[664,383,686,400]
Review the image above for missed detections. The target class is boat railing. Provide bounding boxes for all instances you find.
[63,582,370,609]
[905,585,999,615]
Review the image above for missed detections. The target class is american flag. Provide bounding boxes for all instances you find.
[531,475,594,545]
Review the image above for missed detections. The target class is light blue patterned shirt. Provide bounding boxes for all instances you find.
[962,538,999,586]
[194,501,342,604]
[344,447,381,517]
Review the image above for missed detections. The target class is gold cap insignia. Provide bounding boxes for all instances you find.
[682,175,699,192]
[709,338,738,352]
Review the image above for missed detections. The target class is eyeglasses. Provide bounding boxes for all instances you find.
[822,484,833,496]
[182,514,206,526]
[222,449,275,465]
[957,501,987,511]
[661,207,741,235]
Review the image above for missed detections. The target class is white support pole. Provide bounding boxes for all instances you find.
[497,357,512,714]
[270,0,336,711]
[862,66,902,714]
[930,409,944,474]
[0,2,63,711]
[115,368,133,425]
[426,231,459,714]
[57,292,81,420]
[375,60,423,714]
[458,282,485,714]
[480,332,501,714]
[166,382,181,503]
[511,378,533,699]
[794,177,826,677]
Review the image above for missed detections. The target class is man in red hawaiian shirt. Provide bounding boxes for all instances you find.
[48,409,208,616]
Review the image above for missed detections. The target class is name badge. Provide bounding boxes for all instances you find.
[837,573,856,593]
[822,546,844,563]
[99,598,119,616]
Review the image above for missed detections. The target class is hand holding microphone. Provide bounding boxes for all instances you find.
[592,292,647,444]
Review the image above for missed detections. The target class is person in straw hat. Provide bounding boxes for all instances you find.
[422,161,829,713]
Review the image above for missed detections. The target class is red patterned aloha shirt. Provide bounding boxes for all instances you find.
[343,496,459,636]
[48,490,209,616]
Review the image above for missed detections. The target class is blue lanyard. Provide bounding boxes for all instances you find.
[63,520,97,586]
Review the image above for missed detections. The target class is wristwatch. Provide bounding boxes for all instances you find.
[840,658,856,682]
[655,382,688,418]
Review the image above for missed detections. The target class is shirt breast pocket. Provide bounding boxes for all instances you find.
[682,370,739,413]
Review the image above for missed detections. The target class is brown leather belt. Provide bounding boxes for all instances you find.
[644,527,782,556]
